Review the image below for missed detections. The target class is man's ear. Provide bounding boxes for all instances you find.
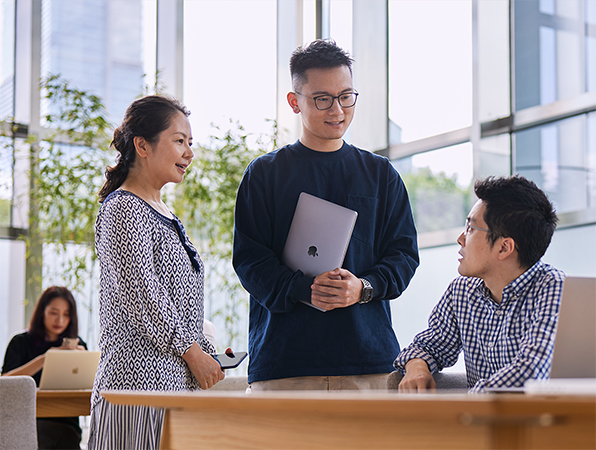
[497,237,517,261]
[287,92,300,114]
[133,136,150,158]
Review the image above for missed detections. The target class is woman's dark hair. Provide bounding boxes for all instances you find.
[28,286,79,342]
[474,175,558,269]
[98,95,190,202]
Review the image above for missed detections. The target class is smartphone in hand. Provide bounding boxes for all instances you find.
[61,337,79,349]
[212,351,248,369]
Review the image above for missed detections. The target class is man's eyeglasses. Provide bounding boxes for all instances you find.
[295,92,359,110]
[464,218,489,236]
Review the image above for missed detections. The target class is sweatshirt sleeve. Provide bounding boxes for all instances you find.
[358,167,419,301]
[233,161,314,313]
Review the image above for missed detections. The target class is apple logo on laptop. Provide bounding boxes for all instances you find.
[72,367,79,374]
[308,246,318,257]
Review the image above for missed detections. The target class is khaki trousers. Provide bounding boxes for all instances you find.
[249,373,390,391]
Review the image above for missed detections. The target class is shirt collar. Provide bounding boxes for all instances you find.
[470,260,545,304]
[501,260,545,301]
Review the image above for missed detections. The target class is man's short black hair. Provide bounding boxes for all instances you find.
[290,39,354,91]
[474,175,558,269]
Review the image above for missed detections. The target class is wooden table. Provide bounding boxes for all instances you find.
[101,390,596,449]
[36,390,92,417]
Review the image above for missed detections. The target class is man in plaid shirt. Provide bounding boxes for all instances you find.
[394,175,565,393]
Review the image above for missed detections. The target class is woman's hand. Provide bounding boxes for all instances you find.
[182,342,225,389]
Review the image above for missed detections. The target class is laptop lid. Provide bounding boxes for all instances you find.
[38,350,100,390]
[282,192,358,278]
[549,276,596,379]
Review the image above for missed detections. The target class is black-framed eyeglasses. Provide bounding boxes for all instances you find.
[464,218,489,236]
[295,91,359,110]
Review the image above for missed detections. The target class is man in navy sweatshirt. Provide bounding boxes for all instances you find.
[233,39,419,390]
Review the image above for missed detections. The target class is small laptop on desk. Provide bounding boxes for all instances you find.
[38,350,100,390]
[524,276,596,395]
[282,192,358,311]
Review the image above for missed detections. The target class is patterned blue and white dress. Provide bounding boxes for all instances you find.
[88,190,214,450]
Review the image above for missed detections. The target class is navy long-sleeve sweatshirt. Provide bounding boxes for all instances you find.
[233,140,419,383]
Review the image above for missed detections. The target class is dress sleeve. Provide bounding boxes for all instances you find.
[394,281,463,373]
[232,163,314,313]
[470,276,563,392]
[96,201,196,357]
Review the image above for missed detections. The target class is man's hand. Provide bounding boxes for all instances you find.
[182,342,225,389]
[311,268,363,311]
[398,358,436,393]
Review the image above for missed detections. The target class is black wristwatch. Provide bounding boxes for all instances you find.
[358,278,373,304]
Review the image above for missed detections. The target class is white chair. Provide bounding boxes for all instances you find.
[0,376,38,450]
[208,376,249,391]
[203,319,217,348]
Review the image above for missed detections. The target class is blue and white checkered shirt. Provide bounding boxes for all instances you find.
[394,261,565,393]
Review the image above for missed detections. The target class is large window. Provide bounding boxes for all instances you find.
[513,0,596,217]
[0,0,14,227]
[394,143,473,234]
[40,0,148,125]
[0,136,11,227]
[515,0,595,110]
[389,0,472,142]
[515,112,596,213]
[0,0,14,118]
[388,0,473,236]
[183,0,276,145]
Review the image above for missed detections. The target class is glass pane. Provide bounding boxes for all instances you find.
[0,136,12,226]
[394,143,474,233]
[515,113,595,213]
[588,0,596,92]
[588,111,596,206]
[514,0,590,110]
[40,0,151,125]
[477,133,512,179]
[183,0,276,144]
[0,0,14,227]
[183,0,277,356]
[388,0,472,143]
[329,0,353,53]
[303,0,317,44]
[477,0,511,122]
[0,0,15,119]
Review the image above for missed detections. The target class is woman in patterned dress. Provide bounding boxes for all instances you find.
[88,95,224,450]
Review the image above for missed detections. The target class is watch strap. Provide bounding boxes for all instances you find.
[358,278,373,304]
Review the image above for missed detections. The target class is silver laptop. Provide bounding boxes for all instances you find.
[38,349,100,390]
[282,192,358,310]
[524,276,596,395]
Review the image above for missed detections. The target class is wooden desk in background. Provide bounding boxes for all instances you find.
[102,390,595,450]
[36,390,92,418]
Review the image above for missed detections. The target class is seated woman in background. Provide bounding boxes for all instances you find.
[1,285,88,450]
